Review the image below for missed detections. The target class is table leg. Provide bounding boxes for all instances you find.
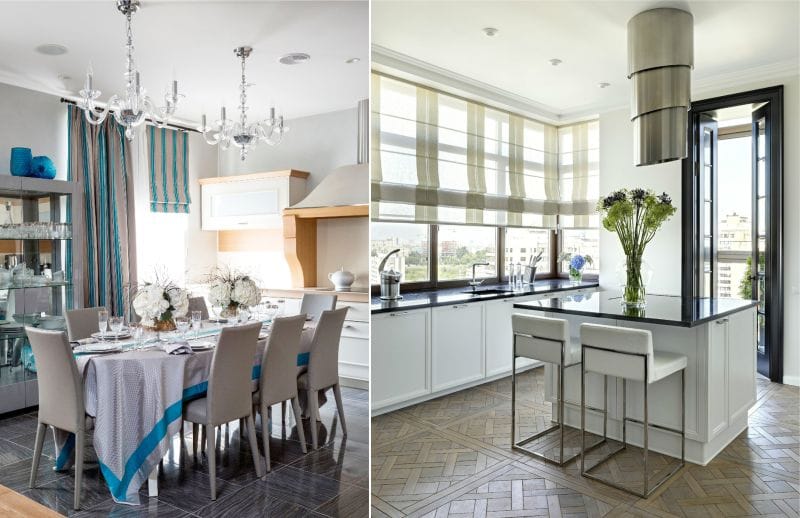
[148,464,159,497]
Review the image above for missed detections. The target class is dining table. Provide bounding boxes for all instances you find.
[51,318,315,505]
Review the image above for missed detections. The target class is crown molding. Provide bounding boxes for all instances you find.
[692,59,799,98]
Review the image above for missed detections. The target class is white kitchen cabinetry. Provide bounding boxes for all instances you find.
[338,301,369,383]
[432,304,484,392]
[484,294,550,377]
[200,170,308,230]
[371,309,431,409]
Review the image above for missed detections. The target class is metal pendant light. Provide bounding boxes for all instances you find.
[627,8,694,166]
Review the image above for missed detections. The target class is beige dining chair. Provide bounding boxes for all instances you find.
[297,307,348,449]
[188,296,209,320]
[253,314,308,471]
[183,322,263,500]
[27,328,93,510]
[300,293,337,322]
[65,306,106,341]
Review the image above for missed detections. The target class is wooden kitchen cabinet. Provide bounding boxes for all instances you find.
[431,304,484,392]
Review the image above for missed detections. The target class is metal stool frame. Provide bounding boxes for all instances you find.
[511,330,607,466]
[580,344,686,498]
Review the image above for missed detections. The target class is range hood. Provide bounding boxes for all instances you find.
[289,163,368,209]
[628,8,694,166]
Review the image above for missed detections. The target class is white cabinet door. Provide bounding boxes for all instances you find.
[371,310,430,409]
[707,318,729,439]
[485,295,544,377]
[201,176,306,230]
[432,304,484,392]
[727,308,757,423]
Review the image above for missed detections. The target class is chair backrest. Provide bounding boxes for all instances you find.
[512,313,570,365]
[26,328,85,432]
[300,293,338,322]
[65,306,106,341]
[188,296,209,320]
[306,307,348,390]
[580,323,653,382]
[259,314,306,405]
[206,322,261,425]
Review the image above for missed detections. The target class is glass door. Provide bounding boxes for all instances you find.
[697,114,718,297]
[752,106,768,376]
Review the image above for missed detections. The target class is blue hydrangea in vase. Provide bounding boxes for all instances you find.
[558,252,593,284]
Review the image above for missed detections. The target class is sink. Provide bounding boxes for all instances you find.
[461,288,516,296]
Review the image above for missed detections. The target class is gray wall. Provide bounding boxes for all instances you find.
[0,83,67,180]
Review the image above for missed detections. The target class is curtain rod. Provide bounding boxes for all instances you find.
[59,97,200,134]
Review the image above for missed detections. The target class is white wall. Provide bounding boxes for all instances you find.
[599,74,800,386]
[0,83,66,180]
[184,132,219,284]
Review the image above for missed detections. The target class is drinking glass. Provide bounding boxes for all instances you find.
[130,322,143,350]
[191,310,202,339]
[238,308,250,324]
[176,317,190,341]
[109,316,123,343]
[98,309,109,339]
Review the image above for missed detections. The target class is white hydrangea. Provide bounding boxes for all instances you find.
[232,278,260,307]
[133,282,189,325]
[208,280,231,307]
[168,287,189,318]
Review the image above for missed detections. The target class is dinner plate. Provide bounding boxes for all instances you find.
[91,331,132,340]
[75,343,122,354]
[190,342,214,351]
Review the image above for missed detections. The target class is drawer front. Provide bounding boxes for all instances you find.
[342,320,369,340]
[338,302,369,322]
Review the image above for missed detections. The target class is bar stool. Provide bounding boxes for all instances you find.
[511,314,607,465]
[579,323,687,498]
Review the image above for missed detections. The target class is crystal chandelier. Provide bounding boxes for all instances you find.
[198,46,289,161]
[79,0,182,139]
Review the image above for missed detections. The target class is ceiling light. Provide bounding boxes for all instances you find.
[345,57,361,64]
[482,27,498,37]
[35,44,68,56]
[598,82,610,88]
[279,53,311,65]
[549,58,562,66]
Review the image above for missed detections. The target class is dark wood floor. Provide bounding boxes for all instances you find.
[372,368,800,517]
[0,386,369,517]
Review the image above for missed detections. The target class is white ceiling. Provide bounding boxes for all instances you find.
[0,1,368,125]
[372,0,800,122]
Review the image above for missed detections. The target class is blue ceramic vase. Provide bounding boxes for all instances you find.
[10,147,32,176]
[29,156,56,179]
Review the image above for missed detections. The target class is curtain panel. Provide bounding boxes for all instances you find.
[371,73,599,229]
[67,106,137,318]
[147,126,191,213]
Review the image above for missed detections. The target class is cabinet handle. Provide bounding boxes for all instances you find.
[452,304,469,309]
[389,311,410,317]
[716,318,729,324]
[237,221,248,225]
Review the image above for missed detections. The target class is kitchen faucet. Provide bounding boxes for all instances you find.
[469,262,490,288]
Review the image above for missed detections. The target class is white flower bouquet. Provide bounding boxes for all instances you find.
[207,267,261,317]
[132,274,189,330]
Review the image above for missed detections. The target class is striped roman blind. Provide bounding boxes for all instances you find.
[147,126,191,213]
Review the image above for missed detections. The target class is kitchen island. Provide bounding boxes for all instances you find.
[513,291,758,465]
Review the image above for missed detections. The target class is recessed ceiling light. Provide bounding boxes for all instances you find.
[482,27,499,37]
[549,58,562,66]
[598,82,611,88]
[35,44,68,56]
[57,74,72,81]
[345,57,361,64]
[279,53,311,65]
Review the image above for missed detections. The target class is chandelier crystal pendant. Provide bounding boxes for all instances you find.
[78,0,182,140]
[198,46,289,161]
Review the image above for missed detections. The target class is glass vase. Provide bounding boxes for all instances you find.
[568,267,583,284]
[623,255,647,308]
[220,304,239,320]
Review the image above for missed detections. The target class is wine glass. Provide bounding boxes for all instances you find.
[130,322,143,350]
[238,308,250,324]
[175,317,190,341]
[109,316,123,343]
[191,310,202,339]
[98,309,109,339]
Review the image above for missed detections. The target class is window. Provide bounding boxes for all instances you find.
[437,225,497,281]
[505,228,551,275]
[561,228,600,276]
[370,222,430,285]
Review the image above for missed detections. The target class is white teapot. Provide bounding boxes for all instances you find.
[328,268,356,292]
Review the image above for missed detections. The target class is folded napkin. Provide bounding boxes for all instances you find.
[71,337,98,348]
[161,341,194,355]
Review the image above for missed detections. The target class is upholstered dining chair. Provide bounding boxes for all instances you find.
[188,296,210,320]
[27,328,93,510]
[65,306,106,342]
[253,314,308,471]
[183,322,263,500]
[299,293,337,322]
[297,307,348,449]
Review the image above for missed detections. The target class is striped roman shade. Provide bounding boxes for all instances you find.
[147,127,191,213]
[371,73,599,228]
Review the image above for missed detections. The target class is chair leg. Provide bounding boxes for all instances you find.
[261,404,272,473]
[246,414,263,478]
[200,425,206,454]
[29,422,46,488]
[281,400,286,428]
[239,418,245,438]
[580,350,586,475]
[74,430,84,510]
[206,424,216,500]
[192,423,198,456]
[643,374,649,497]
[291,397,307,454]
[333,383,347,436]
[307,389,319,449]
[558,364,565,465]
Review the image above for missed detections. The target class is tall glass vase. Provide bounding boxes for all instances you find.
[623,255,647,308]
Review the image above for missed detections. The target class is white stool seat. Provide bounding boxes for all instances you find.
[512,314,579,365]
[652,351,688,383]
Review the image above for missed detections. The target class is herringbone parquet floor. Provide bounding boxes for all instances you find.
[371,368,800,517]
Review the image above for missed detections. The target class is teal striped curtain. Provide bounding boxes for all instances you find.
[67,106,137,317]
[147,127,190,213]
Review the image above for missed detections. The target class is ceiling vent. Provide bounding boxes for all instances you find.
[627,8,694,166]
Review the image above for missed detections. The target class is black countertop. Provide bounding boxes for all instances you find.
[512,291,758,327]
[371,279,599,314]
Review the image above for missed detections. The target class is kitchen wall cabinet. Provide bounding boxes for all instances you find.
[200,170,308,230]
[432,304,484,392]
[371,309,430,409]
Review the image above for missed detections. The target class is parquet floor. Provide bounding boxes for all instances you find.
[371,369,800,517]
